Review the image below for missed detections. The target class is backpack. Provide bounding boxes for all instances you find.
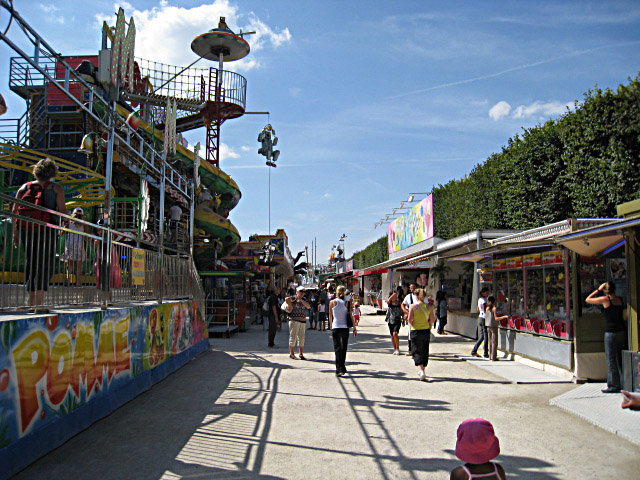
[15,181,57,231]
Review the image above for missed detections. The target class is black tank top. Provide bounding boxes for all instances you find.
[603,297,625,333]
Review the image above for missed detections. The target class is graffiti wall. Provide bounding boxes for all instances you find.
[0,300,207,479]
[387,194,434,253]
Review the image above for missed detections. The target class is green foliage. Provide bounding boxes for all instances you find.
[358,75,640,267]
[433,74,640,238]
[352,236,388,269]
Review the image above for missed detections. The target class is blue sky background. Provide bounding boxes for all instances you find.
[1,1,639,266]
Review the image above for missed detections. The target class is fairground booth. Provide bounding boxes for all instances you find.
[444,216,637,383]
[217,229,294,331]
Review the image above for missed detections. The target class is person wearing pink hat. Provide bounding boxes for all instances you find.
[450,418,507,480]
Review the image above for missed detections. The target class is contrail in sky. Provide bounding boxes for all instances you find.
[386,40,640,100]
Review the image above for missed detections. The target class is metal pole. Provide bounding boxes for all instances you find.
[159,151,166,304]
[268,166,271,235]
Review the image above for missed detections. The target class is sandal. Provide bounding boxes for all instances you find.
[299,355,307,360]
[289,354,297,359]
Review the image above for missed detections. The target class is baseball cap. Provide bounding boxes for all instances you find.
[72,207,84,215]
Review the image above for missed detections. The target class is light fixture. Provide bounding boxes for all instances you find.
[407,192,428,203]
[0,93,6,116]
[125,108,155,132]
[78,132,101,154]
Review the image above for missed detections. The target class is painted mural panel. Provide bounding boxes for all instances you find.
[0,301,206,455]
[387,194,434,254]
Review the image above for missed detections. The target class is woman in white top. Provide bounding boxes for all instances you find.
[485,296,508,361]
[329,285,357,377]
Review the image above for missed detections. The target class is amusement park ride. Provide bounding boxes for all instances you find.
[0,4,262,329]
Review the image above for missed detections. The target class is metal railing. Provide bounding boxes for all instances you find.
[0,192,204,312]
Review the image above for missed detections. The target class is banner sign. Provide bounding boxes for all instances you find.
[524,254,541,267]
[542,250,563,265]
[388,194,434,253]
[506,257,522,269]
[493,259,506,270]
[132,248,145,285]
[0,301,206,463]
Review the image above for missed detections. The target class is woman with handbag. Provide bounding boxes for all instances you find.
[329,285,358,377]
[407,288,437,381]
[286,287,311,360]
[387,286,404,355]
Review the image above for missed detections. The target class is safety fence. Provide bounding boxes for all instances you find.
[0,192,204,315]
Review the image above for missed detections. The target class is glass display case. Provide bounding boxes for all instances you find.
[579,256,607,315]
[507,269,525,316]
[543,265,567,320]
[493,270,508,313]
[525,268,543,316]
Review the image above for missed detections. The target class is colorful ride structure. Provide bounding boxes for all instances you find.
[0,8,249,288]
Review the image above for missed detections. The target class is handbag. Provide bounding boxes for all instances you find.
[281,300,292,313]
[346,301,354,328]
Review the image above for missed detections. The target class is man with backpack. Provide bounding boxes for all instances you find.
[12,158,67,313]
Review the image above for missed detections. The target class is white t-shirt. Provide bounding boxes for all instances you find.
[478,296,487,319]
[402,292,418,307]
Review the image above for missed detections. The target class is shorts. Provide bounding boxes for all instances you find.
[388,321,401,334]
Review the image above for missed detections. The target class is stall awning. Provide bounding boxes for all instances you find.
[365,250,437,271]
[557,217,640,256]
[441,239,558,262]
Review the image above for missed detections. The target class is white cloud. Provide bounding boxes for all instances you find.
[324,193,332,198]
[241,146,251,151]
[219,143,239,160]
[40,4,58,12]
[512,101,570,119]
[489,101,511,121]
[95,1,290,71]
[289,87,302,97]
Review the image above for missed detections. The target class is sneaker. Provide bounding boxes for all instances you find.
[393,349,399,355]
[418,371,427,381]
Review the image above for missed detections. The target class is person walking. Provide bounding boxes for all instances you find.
[485,296,508,361]
[401,283,418,355]
[329,285,357,377]
[407,288,436,381]
[586,282,628,393]
[286,286,311,360]
[308,288,319,329]
[12,157,68,313]
[387,286,404,355]
[267,287,281,348]
[436,290,450,335]
[471,287,490,358]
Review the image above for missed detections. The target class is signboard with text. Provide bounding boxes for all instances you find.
[132,248,145,285]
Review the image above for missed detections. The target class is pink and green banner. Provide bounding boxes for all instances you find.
[388,194,434,254]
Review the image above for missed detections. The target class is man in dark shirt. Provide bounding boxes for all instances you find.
[308,289,319,329]
[268,287,281,348]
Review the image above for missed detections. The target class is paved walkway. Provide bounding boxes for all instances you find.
[11,312,640,479]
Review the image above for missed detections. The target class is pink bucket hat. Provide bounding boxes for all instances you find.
[455,418,500,464]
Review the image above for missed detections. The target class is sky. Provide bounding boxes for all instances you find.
[1,0,639,267]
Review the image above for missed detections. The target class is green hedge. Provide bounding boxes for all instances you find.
[433,75,640,238]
